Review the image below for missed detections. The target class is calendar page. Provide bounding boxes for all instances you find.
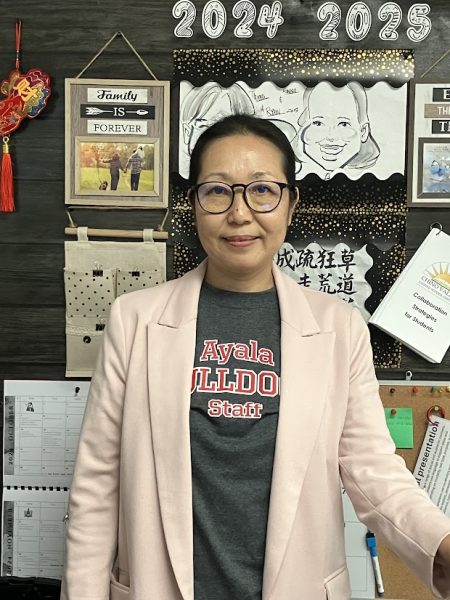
[1,487,69,578]
[3,380,90,487]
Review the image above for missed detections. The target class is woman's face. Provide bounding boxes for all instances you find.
[194,133,297,291]
[302,85,364,171]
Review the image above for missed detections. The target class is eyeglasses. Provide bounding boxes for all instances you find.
[191,180,296,214]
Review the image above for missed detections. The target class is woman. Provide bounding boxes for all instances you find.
[101,152,124,191]
[61,115,450,600]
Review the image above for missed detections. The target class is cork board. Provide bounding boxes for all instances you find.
[377,381,450,600]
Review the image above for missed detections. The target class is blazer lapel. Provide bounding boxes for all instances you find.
[147,262,206,600]
[262,268,336,600]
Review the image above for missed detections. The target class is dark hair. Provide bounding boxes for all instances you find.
[188,114,297,192]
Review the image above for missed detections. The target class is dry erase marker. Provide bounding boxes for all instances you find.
[366,531,384,596]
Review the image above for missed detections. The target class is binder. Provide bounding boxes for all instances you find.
[369,227,450,363]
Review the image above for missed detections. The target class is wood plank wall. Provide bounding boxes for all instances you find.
[0,0,449,392]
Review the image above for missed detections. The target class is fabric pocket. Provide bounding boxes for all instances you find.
[116,267,164,296]
[65,316,105,378]
[64,268,116,318]
[324,566,351,599]
[110,570,130,599]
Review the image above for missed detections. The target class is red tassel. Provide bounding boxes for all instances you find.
[1,136,15,212]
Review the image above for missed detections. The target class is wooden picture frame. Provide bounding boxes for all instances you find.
[408,80,450,207]
[65,78,169,207]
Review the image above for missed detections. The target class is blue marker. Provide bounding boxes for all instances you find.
[366,530,384,596]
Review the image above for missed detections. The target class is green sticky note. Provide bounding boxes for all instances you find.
[384,408,414,449]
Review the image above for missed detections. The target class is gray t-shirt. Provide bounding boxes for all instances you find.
[190,281,281,600]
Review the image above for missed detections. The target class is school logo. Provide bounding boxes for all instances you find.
[425,262,450,292]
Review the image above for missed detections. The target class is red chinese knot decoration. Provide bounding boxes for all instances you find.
[0,21,51,212]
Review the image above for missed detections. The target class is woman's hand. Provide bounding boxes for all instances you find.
[436,533,450,567]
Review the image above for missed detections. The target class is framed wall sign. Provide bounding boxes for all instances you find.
[65,78,169,207]
[408,80,450,207]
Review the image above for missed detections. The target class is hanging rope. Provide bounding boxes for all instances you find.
[420,48,450,79]
[15,19,22,71]
[76,31,157,80]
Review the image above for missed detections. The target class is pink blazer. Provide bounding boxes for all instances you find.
[61,261,450,600]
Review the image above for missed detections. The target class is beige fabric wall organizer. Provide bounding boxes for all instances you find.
[64,227,166,377]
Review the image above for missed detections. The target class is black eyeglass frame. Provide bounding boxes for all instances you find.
[190,180,298,214]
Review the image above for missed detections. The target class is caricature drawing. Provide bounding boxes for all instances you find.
[293,81,380,179]
[179,82,298,179]
[181,82,255,158]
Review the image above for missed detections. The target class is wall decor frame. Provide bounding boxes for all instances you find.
[408,80,450,207]
[65,78,169,207]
